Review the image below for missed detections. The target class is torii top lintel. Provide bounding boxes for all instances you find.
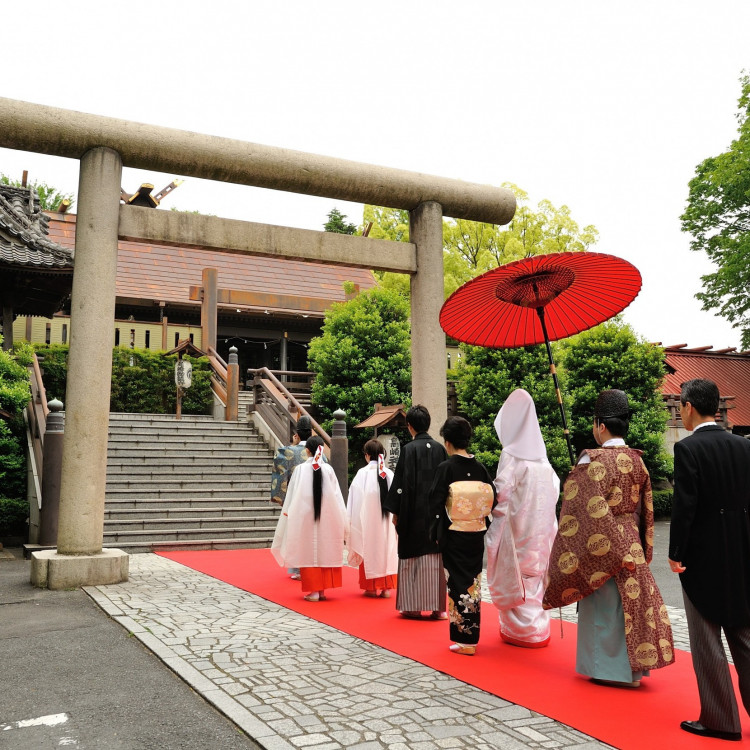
[0,97,516,226]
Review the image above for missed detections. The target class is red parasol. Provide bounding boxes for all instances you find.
[440,252,642,465]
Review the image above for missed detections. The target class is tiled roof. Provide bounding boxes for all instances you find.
[46,214,375,312]
[661,345,750,428]
[0,185,73,269]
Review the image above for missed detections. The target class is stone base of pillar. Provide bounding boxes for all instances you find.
[31,549,129,590]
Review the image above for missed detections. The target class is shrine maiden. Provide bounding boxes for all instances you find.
[347,439,398,598]
[271,436,348,602]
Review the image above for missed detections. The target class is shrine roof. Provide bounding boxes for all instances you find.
[46,213,376,314]
[660,344,750,428]
[0,185,73,269]
[355,404,407,429]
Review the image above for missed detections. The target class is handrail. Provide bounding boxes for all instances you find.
[206,345,229,410]
[32,354,50,419]
[26,353,48,515]
[248,366,330,447]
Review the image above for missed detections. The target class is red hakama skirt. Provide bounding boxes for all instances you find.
[358,564,397,592]
[300,567,342,592]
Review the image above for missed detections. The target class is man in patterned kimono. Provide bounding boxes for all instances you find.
[270,416,313,506]
[544,389,674,687]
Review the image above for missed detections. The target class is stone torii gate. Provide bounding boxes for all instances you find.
[0,97,516,588]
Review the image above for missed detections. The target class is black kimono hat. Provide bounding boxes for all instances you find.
[594,389,629,419]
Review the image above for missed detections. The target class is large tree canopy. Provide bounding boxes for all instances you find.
[681,73,750,348]
[307,285,412,466]
[455,342,572,479]
[357,185,598,299]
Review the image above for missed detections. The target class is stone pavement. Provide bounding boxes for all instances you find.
[83,553,700,750]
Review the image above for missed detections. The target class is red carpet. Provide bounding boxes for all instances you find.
[158,548,749,749]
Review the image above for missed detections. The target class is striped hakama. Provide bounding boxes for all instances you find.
[395,553,447,612]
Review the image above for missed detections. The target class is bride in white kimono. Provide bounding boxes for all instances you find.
[485,389,560,647]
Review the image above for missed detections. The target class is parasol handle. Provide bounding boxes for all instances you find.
[536,307,576,467]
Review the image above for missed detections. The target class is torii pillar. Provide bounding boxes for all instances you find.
[410,201,448,434]
[31,147,129,589]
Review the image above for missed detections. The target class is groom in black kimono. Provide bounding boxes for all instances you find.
[384,404,448,619]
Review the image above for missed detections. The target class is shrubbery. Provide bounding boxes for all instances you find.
[34,345,214,415]
[0,338,32,539]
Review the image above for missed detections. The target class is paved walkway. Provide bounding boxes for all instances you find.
[84,554,699,750]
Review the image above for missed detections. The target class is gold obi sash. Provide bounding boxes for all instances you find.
[446,481,494,532]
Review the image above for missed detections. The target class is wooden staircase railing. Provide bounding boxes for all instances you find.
[247,367,330,447]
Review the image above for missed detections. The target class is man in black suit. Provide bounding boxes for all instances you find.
[669,378,750,742]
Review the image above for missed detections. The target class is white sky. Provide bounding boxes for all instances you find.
[2,1,748,349]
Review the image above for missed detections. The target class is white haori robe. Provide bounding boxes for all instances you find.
[271,459,349,570]
[485,389,560,645]
[346,461,398,579]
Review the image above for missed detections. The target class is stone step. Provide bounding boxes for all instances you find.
[105,515,276,531]
[109,425,260,441]
[104,496,270,510]
[109,413,217,421]
[101,411,277,551]
[105,488,268,501]
[105,505,276,520]
[106,432,260,444]
[107,447,269,460]
[103,525,277,543]
[105,477,267,491]
[103,537,274,553]
[105,462,271,476]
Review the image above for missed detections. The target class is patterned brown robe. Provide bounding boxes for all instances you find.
[543,447,674,672]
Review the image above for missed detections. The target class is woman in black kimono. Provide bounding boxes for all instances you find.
[429,416,496,655]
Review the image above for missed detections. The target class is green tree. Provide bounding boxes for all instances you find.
[681,73,750,348]
[455,343,571,479]
[0,174,74,212]
[307,285,412,471]
[443,185,599,296]
[559,319,671,482]
[324,207,357,234]
[0,334,32,538]
[361,186,599,300]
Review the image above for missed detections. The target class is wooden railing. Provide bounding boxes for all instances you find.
[207,345,228,406]
[247,367,330,447]
[664,393,734,429]
[25,353,49,516]
[248,369,315,407]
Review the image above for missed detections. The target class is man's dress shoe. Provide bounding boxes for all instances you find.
[680,720,741,741]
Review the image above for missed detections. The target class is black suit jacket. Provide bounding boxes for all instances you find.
[669,424,750,626]
[383,432,448,559]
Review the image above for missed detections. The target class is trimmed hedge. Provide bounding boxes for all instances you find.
[34,345,213,415]
[653,489,673,520]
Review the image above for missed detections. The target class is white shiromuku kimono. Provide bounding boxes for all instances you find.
[346,460,398,579]
[271,458,349,570]
[485,389,560,647]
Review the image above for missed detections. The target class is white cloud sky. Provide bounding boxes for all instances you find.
[2,0,748,348]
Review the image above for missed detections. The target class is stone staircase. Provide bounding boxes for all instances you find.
[103,413,278,553]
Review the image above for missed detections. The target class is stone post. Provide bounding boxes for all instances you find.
[226,346,239,421]
[32,147,129,589]
[409,201,448,439]
[330,409,349,500]
[38,399,64,546]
